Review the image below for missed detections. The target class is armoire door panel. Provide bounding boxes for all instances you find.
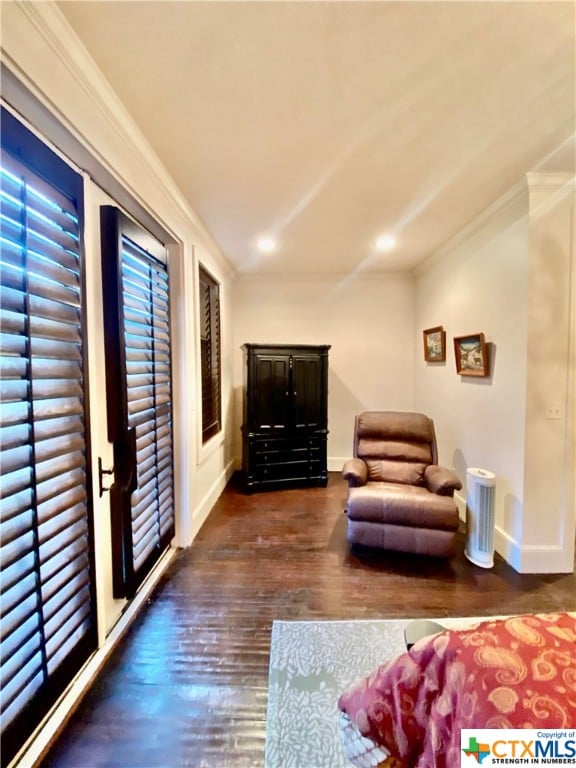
[252,355,291,430]
[292,355,323,430]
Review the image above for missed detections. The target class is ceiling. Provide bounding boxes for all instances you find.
[57,1,575,276]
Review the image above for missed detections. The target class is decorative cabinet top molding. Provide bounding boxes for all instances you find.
[241,343,331,352]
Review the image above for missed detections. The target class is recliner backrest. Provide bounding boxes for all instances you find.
[353,411,438,486]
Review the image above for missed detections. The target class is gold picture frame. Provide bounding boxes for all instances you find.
[423,326,446,362]
[453,333,489,377]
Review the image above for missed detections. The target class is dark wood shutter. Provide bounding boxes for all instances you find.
[199,266,221,442]
[0,108,97,765]
[100,207,174,599]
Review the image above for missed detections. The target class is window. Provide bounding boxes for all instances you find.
[0,107,97,764]
[199,266,221,443]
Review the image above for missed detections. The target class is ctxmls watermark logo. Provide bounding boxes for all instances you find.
[461,729,576,766]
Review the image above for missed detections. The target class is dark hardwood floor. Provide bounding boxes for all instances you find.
[42,473,575,768]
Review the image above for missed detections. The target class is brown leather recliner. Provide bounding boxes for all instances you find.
[342,411,462,557]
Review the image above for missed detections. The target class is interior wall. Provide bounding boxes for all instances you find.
[414,186,531,561]
[231,273,415,468]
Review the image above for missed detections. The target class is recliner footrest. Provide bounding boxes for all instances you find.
[347,519,457,557]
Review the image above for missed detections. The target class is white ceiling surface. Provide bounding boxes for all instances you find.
[57,1,575,275]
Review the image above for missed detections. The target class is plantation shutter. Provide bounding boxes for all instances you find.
[100,207,174,599]
[199,267,221,442]
[0,109,96,765]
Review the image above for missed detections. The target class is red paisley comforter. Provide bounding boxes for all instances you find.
[338,613,576,768]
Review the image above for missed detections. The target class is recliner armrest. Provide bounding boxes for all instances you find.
[342,458,368,487]
[425,465,462,497]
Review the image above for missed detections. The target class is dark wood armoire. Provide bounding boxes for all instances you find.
[241,343,330,492]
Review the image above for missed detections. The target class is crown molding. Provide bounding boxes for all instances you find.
[526,172,575,188]
[526,172,575,218]
[232,270,413,283]
[414,177,528,277]
[3,0,235,278]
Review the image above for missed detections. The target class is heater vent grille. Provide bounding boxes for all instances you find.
[465,467,496,568]
[476,484,495,553]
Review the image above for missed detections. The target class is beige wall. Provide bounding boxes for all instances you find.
[414,186,531,558]
[231,273,415,467]
[414,177,575,573]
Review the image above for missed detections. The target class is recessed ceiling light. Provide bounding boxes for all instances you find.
[257,236,277,254]
[375,234,397,252]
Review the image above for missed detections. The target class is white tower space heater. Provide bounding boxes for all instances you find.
[465,468,496,568]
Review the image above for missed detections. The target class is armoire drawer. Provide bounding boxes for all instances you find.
[254,438,310,464]
[253,461,311,481]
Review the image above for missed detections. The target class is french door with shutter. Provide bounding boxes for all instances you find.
[1,109,176,763]
[100,206,175,599]
[0,108,97,765]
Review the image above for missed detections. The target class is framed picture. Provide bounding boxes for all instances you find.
[453,333,489,376]
[423,326,446,362]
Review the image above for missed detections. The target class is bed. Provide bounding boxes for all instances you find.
[338,612,576,768]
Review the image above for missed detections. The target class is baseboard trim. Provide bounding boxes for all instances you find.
[425,491,570,574]
[459,516,566,574]
[328,457,347,473]
[494,527,571,574]
[188,459,236,544]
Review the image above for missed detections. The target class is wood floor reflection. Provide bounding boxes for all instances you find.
[42,473,576,767]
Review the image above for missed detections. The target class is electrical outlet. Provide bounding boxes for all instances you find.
[545,405,561,420]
